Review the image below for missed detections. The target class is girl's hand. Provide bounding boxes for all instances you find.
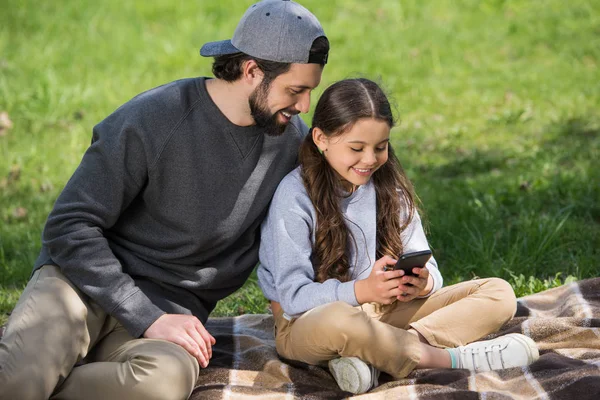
[395,266,433,303]
[355,256,407,304]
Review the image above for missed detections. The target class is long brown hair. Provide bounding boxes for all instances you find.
[299,78,418,283]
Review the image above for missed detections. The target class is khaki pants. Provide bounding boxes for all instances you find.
[273,278,517,378]
[0,265,199,400]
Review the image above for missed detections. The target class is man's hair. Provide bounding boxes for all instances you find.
[212,36,329,83]
[299,78,418,283]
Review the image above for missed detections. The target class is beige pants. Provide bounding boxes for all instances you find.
[0,265,199,400]
[273,278,517,378]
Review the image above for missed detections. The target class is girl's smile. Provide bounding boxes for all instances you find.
[352,167,374,177]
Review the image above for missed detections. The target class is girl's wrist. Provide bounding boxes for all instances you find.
[354,279,371,304]
[418,274,434,297]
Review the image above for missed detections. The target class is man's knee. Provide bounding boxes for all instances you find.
[24,265,90,326]
[28,267,92,349]
[0,266,99,400]
[126,340,199,400]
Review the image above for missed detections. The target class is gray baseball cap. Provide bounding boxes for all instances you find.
[200,0,327,64]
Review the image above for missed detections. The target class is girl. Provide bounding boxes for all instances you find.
[257,78,538,394]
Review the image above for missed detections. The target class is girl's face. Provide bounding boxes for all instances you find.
[314,118,391,191]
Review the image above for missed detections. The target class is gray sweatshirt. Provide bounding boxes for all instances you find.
[258,167,443,318]
[35,77,307,337]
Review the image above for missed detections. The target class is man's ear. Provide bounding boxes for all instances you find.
[241,59,264,87]
[312,127,328,153]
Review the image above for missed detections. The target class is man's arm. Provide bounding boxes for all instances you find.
[43,103,216,366]
[43,109,164,338]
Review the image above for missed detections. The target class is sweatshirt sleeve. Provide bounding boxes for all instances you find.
[42,107,165,338]
[401,210,444,297]
[258,186,359,317]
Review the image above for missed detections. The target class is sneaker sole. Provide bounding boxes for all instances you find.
[328,357,372,394]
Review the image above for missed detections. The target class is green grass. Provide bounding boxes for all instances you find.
[1,0,599,325]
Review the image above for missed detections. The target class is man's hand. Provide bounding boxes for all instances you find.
[395,267,433,303]
[143,314,216,368]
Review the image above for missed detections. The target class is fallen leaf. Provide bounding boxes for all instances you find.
[40,181,54,193]
[73,110,85,120]
[12,207,28,219]
[0,111,13,137]
[7,165,20,184]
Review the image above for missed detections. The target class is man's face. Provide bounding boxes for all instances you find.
[249,63,323,136]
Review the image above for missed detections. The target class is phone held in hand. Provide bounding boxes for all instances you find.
[384,250,432,275]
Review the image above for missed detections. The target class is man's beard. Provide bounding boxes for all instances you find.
[248,80,290,137]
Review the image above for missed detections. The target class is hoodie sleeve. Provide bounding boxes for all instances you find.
[400,210,443,297]
[42,105,165,338]
[257,175,359,317]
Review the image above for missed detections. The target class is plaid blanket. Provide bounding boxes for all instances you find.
[192,278,600,399]
[2,278,599,399]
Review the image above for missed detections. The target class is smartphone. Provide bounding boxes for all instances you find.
[384,250,432,276]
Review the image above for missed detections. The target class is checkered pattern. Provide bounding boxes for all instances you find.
[191,278,600,399]
[3,278,599,399]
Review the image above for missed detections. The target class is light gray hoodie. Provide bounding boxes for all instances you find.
[258,167,443,318]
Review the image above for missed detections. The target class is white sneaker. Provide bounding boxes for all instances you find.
[328,356,379,394]
[454,333,540,372]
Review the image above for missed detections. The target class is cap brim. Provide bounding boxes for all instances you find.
[200,40,241,57]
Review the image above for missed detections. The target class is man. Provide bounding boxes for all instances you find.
[0,1,328,399]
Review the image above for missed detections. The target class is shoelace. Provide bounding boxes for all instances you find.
[487,344,505,369]
[463,343,506,371]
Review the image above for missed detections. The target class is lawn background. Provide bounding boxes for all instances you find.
[1,0,598,324]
